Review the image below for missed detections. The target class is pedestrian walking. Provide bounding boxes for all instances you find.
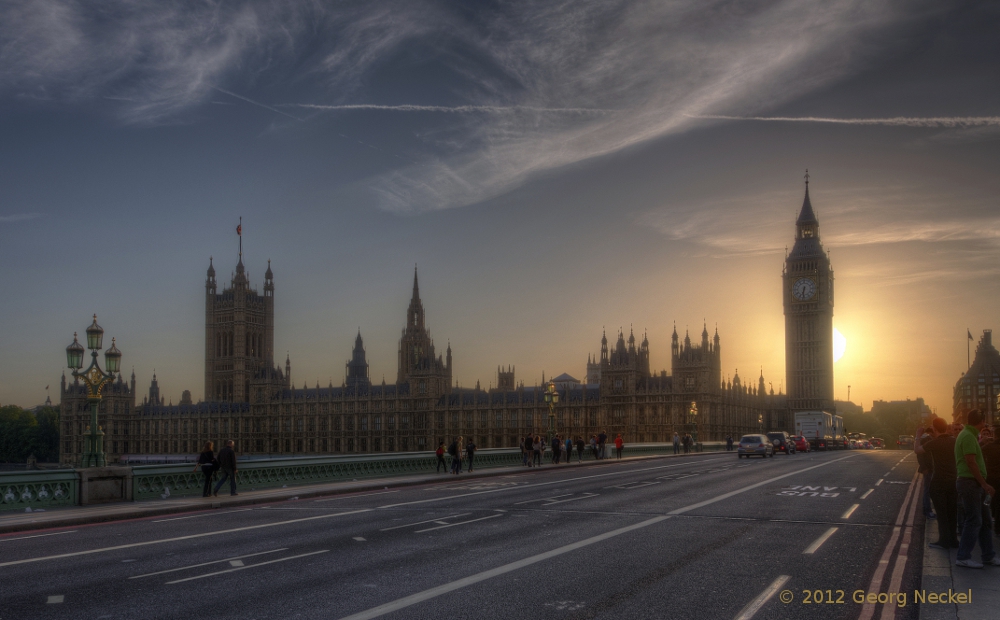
[521,436,529,466]
[532,436,542,467]
[916,418,956,548]
[193,441,217,497]
[615,434,624,460]
[598,431,607,459]
[450,436,464,474]
[466,438,477,472]
[682,434,690,454]
[575,436,585,462]
[954,409,998,568]
[436,441,447,473]
[673,432,681,455]
[565,437,573,463]
[726,435,734,452]
[916,427,936,519]
[212,440,238,497]
[551,435,561,464]
[590,435,598,459]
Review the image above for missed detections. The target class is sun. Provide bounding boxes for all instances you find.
[833,327,847,363]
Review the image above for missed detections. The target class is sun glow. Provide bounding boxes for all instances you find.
[833,328,847,363]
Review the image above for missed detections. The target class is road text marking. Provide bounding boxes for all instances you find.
[803,528,839,554]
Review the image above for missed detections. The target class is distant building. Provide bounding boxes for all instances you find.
[953,329,1000,424]
[871,398,932,428]
[60,196,826,464]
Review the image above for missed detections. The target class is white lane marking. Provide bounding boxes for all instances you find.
[353,537,366,542]
[607,481,661,489]
[379,514,471,531]
[543,493,599,505]
[879,474,922,620]
[377,457,727,509]
[129,548,289,579]
[803,527,839,554]
[314,490,400,503]
[884,472,891,476]
[861,489,874,500]
[336,515,669,620]
[47,595,64,604]
[842,504,860,519]
[876,479,883,486]
[152,508,253,523]
[415,514,503,533]
[0,530,77,542]
[229,560,244,567]
[732,575,791,620]
[514,494,573,505]
[166,550,329,584]
[0,509,370,568]
[668,455,855,515]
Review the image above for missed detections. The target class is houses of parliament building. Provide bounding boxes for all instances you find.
[59,183,836,465]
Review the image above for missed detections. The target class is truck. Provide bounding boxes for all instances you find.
[794,411,844,450]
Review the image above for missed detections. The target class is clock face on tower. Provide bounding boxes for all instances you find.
[791,277,817,301]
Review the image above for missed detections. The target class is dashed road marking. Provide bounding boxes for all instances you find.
[876,479,883,486]
[861,489,874,499]
[229,560,244,567]
[165,550,329,584]
[733,575,791,620]
[353,537,366,542]
[130,548,289,579]
[47,595,64,604]
[415,514,503,533]
[314,490,399,502]
[803,527,838,554]
[842,504,860,519]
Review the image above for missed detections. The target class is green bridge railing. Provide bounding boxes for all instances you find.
[1,442,724,510]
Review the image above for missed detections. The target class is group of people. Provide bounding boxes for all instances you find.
[915,408,1000,568]
[435,437,479,474]
[519,432,625,465]
[193,440,239,497]
[672,432,695,454]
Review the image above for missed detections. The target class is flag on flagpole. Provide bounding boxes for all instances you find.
[968,329,974,341]
[45,385,49,390]
[237,224,242,236]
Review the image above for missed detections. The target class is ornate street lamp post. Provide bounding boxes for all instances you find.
[544,380,560,444]
[66,315,122,468]
[688,401,699,444]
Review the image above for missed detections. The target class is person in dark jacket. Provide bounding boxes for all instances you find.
[193,442,217,497]
[436,442,447,473]
[466,438,477,472]
[979,427,1000,536]
[915,418,957,548]
[575,436,585,463]
[213,440,238,497]
[916,429,936,519]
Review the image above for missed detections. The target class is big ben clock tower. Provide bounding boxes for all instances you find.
[784,171,835,412]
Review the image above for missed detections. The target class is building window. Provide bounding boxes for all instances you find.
[296,439,303,452]
[401,415,410,430]
[387,415,395,430]
[361,416,369,431]
[297,418,304,432]
[374,416,382,431]
[373,438,380,452]
[334,438,341,452]
[322,438,328,452]
[348,438,355,452]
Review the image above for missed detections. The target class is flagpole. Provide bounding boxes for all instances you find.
[968,328,971,370]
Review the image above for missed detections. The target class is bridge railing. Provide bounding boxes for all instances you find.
[0,442,722,509]
[0,470,79,512]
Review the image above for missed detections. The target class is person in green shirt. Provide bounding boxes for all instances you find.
[954,409,998,568]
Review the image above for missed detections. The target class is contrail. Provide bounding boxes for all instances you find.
[212,87,303,121]
[284,103,612,115]
[687,114,1000,128]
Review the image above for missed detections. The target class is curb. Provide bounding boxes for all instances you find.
[0,450,724,534]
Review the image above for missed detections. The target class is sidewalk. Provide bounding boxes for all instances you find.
[0,450,702,534]
[919,527,1000,619]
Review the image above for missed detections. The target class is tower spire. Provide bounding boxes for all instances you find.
[412,264,420,301]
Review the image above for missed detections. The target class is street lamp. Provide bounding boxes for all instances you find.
[544,380,559,444]
[66,315,122,468]
[688,401,698,444]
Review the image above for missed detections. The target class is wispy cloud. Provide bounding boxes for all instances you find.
[0,213,43,223]
[284,103,612,115]
[687,115,1000,128]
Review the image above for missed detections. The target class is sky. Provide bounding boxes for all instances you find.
[1,0,998,415]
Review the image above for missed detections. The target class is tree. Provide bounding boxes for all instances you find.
[0,405,60,463]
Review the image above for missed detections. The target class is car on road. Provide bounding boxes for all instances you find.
[871,438,885,449]
[897,435,914,449]
[767,431,796,455]
[792,435,810,452]
[738,434,774,458]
